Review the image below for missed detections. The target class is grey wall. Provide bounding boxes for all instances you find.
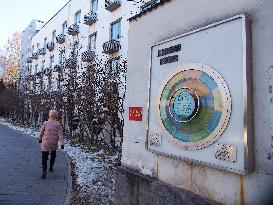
[115,166,221,205]
[123,0,273,204]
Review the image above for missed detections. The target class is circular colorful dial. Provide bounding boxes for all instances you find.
[169,88,199,122]
[159,65,231,150]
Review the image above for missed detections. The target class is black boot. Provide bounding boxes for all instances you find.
[49,151,56,172]
[41,171,47,179]
[42,151,49,179]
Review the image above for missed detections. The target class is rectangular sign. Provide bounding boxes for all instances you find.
[147,15,253,174]
[129,107,142,121]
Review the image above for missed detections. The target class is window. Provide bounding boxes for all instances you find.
[57,74,62,89]
[43,38,47,48]
[40,79,43,92]
[74,10,81,25]
[109,58,120,74]
[48,76,52,91]
[52,30,56,43]
[72,42,79,56]
[59,50,65,64]
[110,20,121,40]
[62,21,67,34]
[49,56,54,68]
[91,0,98,12]
[41,60,45,71]
[88,33,96,50]
[32,45,34,54]
[35,65,38,74]
[32,82,36,92]
[37,43,40,49]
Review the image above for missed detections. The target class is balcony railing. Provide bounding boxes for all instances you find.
[47,42,55,52]
[43,68,52,76]
[102,39,121,54]
[65,56,77,69]
[53,64,65,72]
[81,50,96,62]
[38,48,46,55]
[84,12,97,25]
[68,24,79,36]
[27,57,32,63]
[56,34,66,44]
[35,71,43,79]
[32,53,38,60]
[105,0,121,12]
[140,0,161,12]
[26,74,36,81]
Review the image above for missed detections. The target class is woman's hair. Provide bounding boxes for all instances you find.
[48,110,59,121]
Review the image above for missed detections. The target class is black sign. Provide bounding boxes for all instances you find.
[158,44,181,57]
[160,55,178,65]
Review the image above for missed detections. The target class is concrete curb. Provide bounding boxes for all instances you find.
[63,150,72,205]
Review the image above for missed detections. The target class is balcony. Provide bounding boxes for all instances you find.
[105,0,121,12]
[53,64,65,72]
[81,50,95,62]
[68,24,79,36]
[27,57,32,63]
[46,42,55,52]
[140,0,161,12]
[65,56,77,69]
[32,53,38,60]
[56,34,66,44]
[26,74,36,81]
[35,71,43,79]
[38,48,46,55]
[102,39,121,54]
[43,68,52,76]
[84,12,97,25]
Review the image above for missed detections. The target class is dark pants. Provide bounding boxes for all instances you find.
[42,151,56,171]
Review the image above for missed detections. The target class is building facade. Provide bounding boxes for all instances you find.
[18,19,44,91]
[17,0,156,144]
[19,0,149,94]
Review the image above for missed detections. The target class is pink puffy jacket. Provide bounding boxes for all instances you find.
[39,120,64,151]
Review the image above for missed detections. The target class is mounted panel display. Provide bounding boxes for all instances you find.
[147,15,253,174]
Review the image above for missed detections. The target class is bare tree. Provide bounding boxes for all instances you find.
[0,32,22,86]
[1,33,128,150]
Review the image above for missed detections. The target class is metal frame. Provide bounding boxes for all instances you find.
[145,14,253,174]
[88,32,97,50]
[110,18,122,40]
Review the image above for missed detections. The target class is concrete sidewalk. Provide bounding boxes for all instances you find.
[0,123,71,205]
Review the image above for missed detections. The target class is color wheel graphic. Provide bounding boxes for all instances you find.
[159,64,231,150]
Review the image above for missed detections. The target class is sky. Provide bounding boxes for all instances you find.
[0,0,69,49]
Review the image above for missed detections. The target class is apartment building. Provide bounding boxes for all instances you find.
[18,19,44,91]
[19,0,151,94]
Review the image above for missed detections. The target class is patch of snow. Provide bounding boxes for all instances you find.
[135,160,153,176]
[0,118,39,139]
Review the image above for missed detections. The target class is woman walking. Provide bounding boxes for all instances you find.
[39,110,64,179]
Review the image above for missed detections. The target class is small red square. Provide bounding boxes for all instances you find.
[129,107,142,121]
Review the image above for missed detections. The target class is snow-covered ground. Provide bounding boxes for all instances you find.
[0,118,119,205]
